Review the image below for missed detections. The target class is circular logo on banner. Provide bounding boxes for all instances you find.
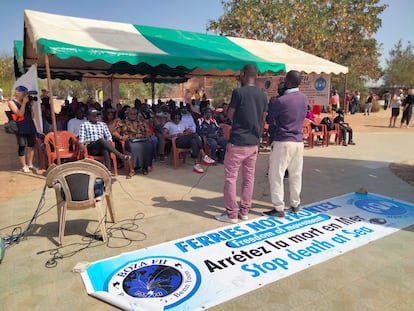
[354,199,407,216]
[314,77,327,91]
[108,256,201,309]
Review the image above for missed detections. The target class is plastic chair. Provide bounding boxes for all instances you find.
[261,123,271,148]
[202,123,231,158]
[220,123,231,140]
[45,158,115,245]
[304,118,326,147]
[302,121,314,148]
[167,137,191,169]
[82,141,118,176]
[44,131,79,167]
[315,116,341,146]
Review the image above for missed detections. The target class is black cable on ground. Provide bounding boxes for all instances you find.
[2,184,47,246]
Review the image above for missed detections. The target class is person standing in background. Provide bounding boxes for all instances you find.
[330,89,340,113]
[400,89,413,128]
[262,70,307,218]
[215,64,267,223]
[389,89,404,128]
[383,91,391,110]
[350,91,360,114]
[7,85,38,173]
[364,92,374,116]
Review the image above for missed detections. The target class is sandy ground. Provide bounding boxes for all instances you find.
[0,102,413,204]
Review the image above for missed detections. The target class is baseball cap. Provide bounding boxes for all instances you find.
[15,85,28,94]
[88,108,99,115]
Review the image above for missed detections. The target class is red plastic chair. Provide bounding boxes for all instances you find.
[202,123,231,158]
[315,116,341,146]
[82,141,119,176]
[44,131,79,167]
[302,120,314,148]
[304,118,326,147]
[167,137,191,169]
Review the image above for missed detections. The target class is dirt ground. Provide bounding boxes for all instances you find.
[0,102,413,204]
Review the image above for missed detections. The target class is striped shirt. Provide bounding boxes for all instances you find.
[79,121,112,143]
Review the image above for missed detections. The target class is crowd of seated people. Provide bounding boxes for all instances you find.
[40,94,232,175]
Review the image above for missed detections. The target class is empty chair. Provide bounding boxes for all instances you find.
[44,131,79,167]
[45,158,115,245]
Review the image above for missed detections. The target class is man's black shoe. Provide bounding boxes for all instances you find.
[291,206,301,213]
[262,209,285,217]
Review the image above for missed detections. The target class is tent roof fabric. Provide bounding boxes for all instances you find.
[229,37,348,75]
[22,10,347,79]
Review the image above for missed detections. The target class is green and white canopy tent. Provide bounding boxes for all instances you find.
[22,10,347,81]
[20,10,348,164]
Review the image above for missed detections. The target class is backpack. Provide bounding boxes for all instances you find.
[320,117,335,131]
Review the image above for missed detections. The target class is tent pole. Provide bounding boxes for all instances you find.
[344,74,349,114]
[152,81,155,106]
[45,54,60,165]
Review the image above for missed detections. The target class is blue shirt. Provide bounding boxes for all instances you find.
[181,113,196,133]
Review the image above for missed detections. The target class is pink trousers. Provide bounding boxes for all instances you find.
[223,143,258,219]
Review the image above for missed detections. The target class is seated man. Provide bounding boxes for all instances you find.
[67,107,87,137]
[163,110,215,174]
[79,108,131,170]
[197,107,227,163]
[333,109,356,146]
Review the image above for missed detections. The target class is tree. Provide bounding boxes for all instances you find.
[208,0,387,92]
[210,78,238,106]
[0,54,15,98]
[383,40,414,89]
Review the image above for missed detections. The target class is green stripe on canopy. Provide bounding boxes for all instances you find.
[134,25,285,73]
[23,10,285,78]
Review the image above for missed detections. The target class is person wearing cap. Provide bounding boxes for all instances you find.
[7,85,38,173]
[334,108,356,146]
[78,108,131,171]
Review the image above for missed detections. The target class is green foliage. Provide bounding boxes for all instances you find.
[208,0,386,87]
[40,79,97,101]
[118,82,175,105]
[210,78,238,106]
[0,54,15,98]
[383,40,414,89]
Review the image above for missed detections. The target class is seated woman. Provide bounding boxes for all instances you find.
[163,110,215,174]
[113,108,153,178]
